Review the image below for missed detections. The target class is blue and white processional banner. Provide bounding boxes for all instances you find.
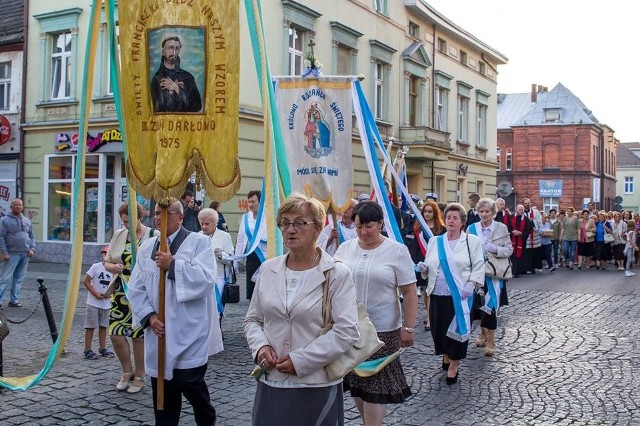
[273,76,354,213]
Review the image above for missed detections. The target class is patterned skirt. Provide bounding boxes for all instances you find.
[109,279,144,338]
[343,329,411,404]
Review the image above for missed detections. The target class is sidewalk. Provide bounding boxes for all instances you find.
[1,261,639,424]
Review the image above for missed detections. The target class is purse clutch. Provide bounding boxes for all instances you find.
[320,268,384,381]
[604,233,615,244]
[485,252,513,279]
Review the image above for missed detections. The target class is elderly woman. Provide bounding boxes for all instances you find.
[405,200,445,331]
[422,203,484,384]
[592,212,613,269]
[198,208,234,322]
[103,202,159,393]
[244,193,359,425]
[611,212,627,270]
[334,201,417,426]
[466,198,513,357]
[577,210,596,269]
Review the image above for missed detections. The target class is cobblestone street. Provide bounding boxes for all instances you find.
[1,261,639,425]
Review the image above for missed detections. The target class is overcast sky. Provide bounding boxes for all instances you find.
[426,0,640,142]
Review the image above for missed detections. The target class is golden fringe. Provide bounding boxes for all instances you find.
[126,155,242,203]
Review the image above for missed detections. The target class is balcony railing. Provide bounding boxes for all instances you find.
[399,126,451,151]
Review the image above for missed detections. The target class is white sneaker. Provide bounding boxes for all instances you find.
[624,271,635,277]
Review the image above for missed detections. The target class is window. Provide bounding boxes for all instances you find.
[624,176,634,194]
[288,27,305,76]
[408,22,419,38]
[0,62,10,110]
[542,197,559,213]
[408,76,418,126]
[544,108,561,122]
[336,45,352,76]
[435,174,446,202]
[456,178,466,203]
[107,24,120,96]
[437,38,447,53]
[374,62,384,119]
[45,153,120,243]
[459,50,467,65]
[476,103,487,147]
[51,32,72,99]
[477,180,485,197]
[506,150,512,171]
[496,147,501,170]
[374,0,387,14]
[435,86,448,131]
[457,95,469,142]
[479,62,486,75]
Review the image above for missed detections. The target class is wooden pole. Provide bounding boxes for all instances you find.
[156,205,168,410]
[331,209,340,248]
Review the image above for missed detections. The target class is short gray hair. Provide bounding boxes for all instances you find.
[477,198,496,216]
[198,207,218,224]
[443,202,467,225]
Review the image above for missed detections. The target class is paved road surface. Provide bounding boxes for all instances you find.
[0,261,638,425]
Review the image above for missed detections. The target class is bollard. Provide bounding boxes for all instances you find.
[37,277,59,343]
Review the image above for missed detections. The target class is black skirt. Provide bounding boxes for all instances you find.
[429,294,469,361]
[578,242,594,257]
[252,382,343,426]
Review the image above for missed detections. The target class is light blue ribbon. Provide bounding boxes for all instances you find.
[436,236,471,337]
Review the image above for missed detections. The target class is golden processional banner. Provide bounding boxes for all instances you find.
[118,1,240,201]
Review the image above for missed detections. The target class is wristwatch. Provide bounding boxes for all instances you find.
[402,327,414,333]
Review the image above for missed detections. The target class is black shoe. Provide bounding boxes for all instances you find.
[446,371,459,385]
[8,302,22,307]
[442,361,450,371]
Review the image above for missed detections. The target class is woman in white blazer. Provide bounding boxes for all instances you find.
[244,194,359,426]
[422,203,485,385]
[467,198,513,357]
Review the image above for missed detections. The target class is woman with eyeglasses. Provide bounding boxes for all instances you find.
[334,201,418,426]
[103,202,159,393]
[244,193,358,425]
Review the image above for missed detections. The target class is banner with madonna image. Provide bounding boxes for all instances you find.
[273,76,353,213]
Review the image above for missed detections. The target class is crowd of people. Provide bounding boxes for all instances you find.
[69,190,640,426]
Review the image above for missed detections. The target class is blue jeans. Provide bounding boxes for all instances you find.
[562,240,577,265]
[551,240,559,265]
[0,252,31,303]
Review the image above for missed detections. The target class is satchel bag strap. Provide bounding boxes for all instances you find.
[321,269,332,332]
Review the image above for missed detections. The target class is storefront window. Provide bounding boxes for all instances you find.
[48,182,72,241]
[45,153,123,243]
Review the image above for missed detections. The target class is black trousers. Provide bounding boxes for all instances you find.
[151,364,216,426]
[245,251,262,300]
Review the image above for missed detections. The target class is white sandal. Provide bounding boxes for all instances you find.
[127,376,144,393]
[116,372,134,391]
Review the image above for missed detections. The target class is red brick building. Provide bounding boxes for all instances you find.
[496,83,617,212]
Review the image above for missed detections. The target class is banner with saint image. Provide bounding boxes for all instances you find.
[117,1,240,201]
[273,76,353,212]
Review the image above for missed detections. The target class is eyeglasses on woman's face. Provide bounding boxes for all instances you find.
[278,220,315,231]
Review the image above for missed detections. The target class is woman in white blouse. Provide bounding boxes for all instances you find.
[244,193,358,425]
[234,190,266,300]
[422,203,485,385]
[334,201,418,426]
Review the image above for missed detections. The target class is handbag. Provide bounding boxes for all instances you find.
[320,268,384,381]
[485,252,513,279]
[0,308,10,343]
[604,233,615,244]
[221,263,239,304]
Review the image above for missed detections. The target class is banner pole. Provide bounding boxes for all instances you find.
[156,206,168,410]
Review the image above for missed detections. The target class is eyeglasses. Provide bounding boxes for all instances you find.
[278,220,315,230]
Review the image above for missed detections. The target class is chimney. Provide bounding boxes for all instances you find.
[531,83,537,103]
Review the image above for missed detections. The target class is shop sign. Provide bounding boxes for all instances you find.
[0,115,11,146]
[54,129,123,153]
[539,179,562,197]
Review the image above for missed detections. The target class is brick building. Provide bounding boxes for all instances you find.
[496,83,617,212]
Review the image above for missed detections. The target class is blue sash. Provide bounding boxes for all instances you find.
[436,236,472,341]
[214,284,224,315]
[466,223,500,314]
[338,224,346,244]
[243,213,266,262]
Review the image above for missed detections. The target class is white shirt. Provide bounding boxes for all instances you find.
[317,220,358,256]
[235,212,267,257]
[334,237,416,332]
[85,262,112,309]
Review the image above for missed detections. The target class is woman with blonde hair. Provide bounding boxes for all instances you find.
[244,193,359,425]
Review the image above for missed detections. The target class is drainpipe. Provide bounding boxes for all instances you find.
[599,128,605,210]
[18,0,29,198]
